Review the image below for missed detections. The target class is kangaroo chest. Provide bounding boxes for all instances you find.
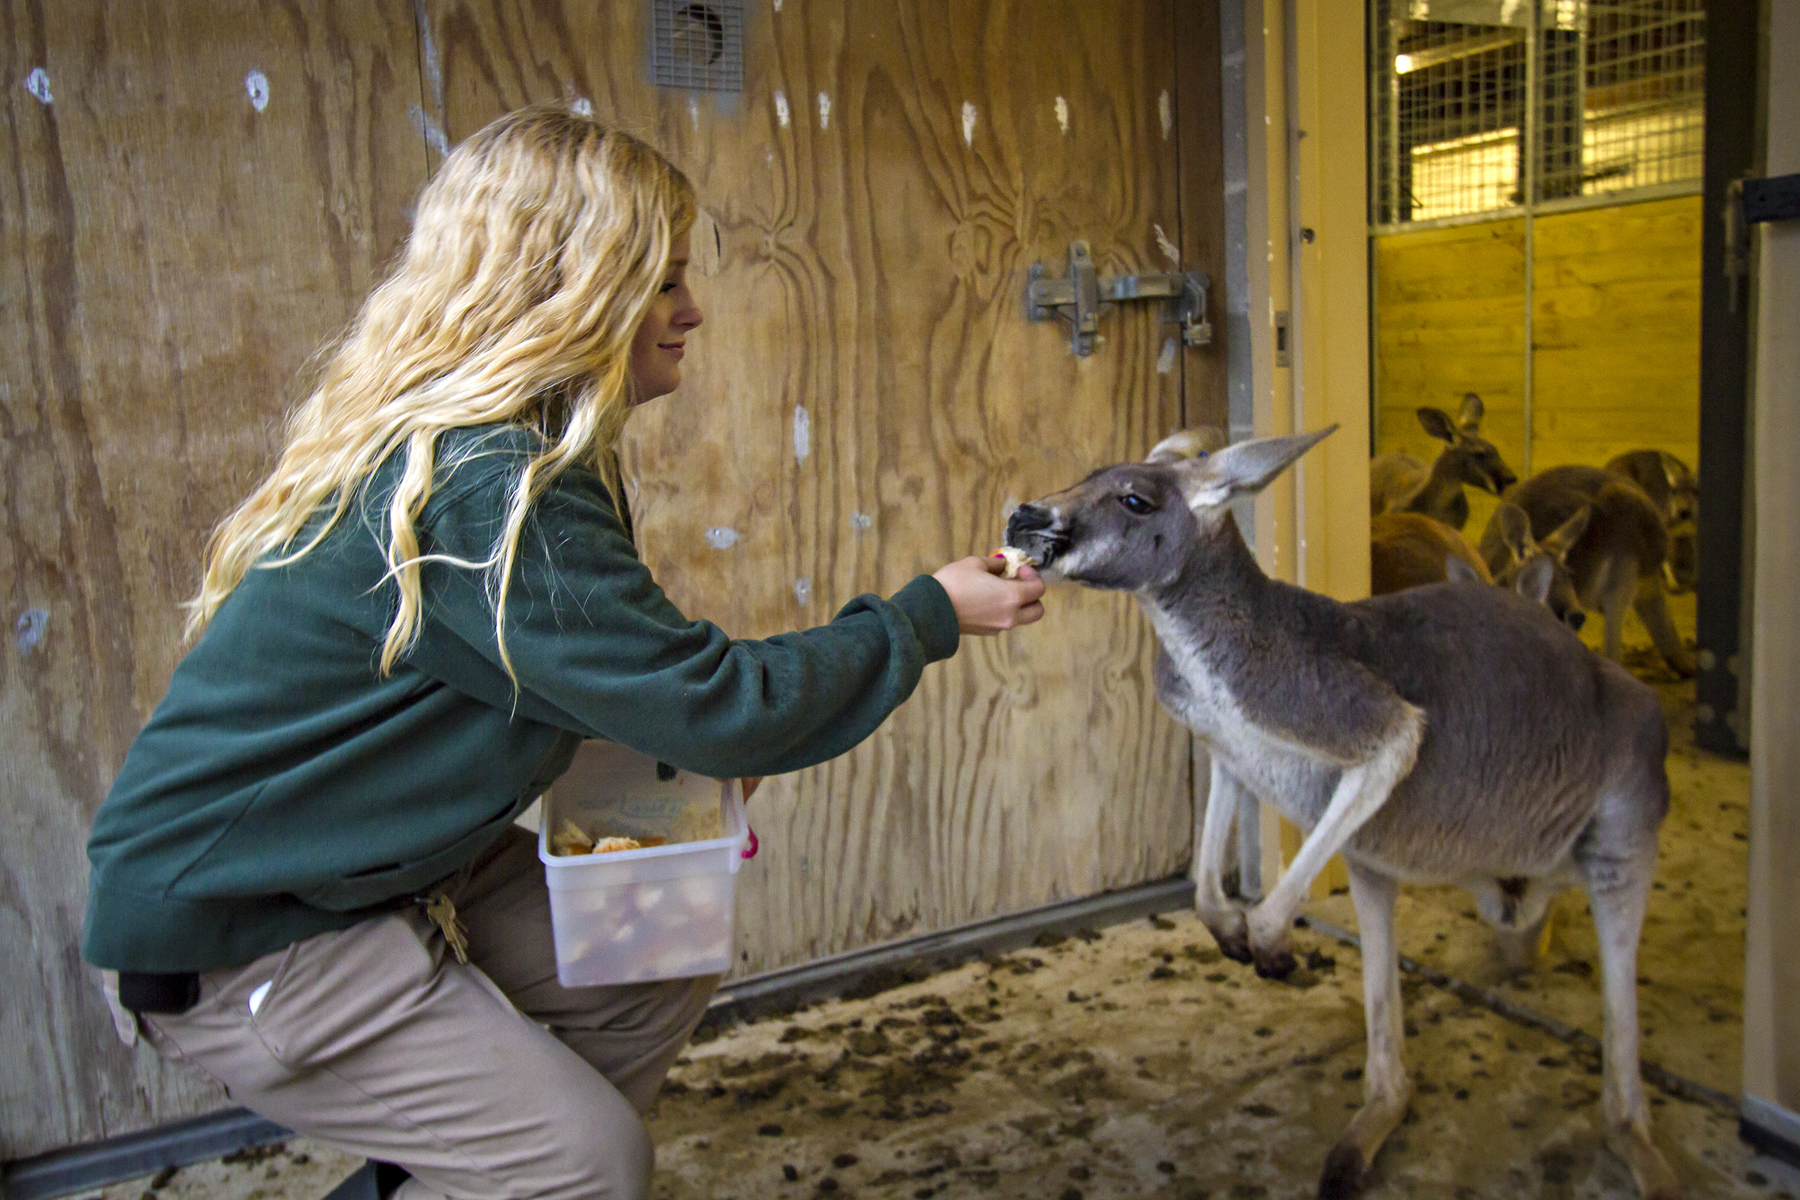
[1141,601,1339,825]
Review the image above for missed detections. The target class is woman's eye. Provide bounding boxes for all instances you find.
[1119,494,1154,515]
[659,279,679,294]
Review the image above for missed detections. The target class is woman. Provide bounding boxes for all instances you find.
[83,104,1045,1200]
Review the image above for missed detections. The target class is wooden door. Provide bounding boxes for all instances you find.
[425,0,1224,972]
[0,0,1224,1157]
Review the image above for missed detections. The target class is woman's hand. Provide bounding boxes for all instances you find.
[932,555,1047,636]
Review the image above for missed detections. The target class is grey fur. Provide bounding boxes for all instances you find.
[1005,428,1682,1200]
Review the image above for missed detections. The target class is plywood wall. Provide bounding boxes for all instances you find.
[2,0,1222,1159]
[1,0,428,1160]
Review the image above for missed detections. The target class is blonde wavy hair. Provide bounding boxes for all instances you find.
[187,103,696,681]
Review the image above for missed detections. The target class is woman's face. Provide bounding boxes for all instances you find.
[629,228,703,403]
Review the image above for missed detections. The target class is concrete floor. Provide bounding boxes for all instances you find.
[76,595,1800,1200]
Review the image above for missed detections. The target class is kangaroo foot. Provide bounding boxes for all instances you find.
[1316,1143,1366,1200]
[1604,1121,1684,1200]
[1198,896,1252,963]
[1246,902,1298,979]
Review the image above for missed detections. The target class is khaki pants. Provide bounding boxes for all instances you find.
[115,828,719,1200]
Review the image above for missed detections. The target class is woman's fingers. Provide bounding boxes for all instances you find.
[932,555,1049,636]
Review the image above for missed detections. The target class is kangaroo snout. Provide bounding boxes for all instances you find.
[1004,503,1065,567]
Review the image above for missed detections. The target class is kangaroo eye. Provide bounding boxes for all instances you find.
[1119,494,1155,516]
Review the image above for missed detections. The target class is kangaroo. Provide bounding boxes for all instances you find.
[1370,512,1492,591]
[1479,467,1694,676]
[1605,449,1698,595]
[1005,428,1680,1200]
[1370,507,1590,637]
[1368,393,1517,530]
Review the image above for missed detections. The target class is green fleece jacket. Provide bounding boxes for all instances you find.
[83,425,960,973]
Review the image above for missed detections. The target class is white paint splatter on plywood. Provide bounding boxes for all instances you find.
[688,97,701,130]
[793,577,812,606]
[408,104,450,155]
[571,96,595,118]
[961,102,978,146]
[817,92,831,129]
[1159,90,1172,139]
[25,67,51,105]
[245,70,270,112]
[849,511,874,533]
[792,405,811,463]
[1155,337,1178,375]
[1054,96,1069,135]
[1153,223,1180,266]
[704,527,741,550]
[14,608,49,653]
[774,91,790,128]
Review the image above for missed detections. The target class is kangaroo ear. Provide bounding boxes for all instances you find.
[1516,554,1557,606]
[1146,426,1228,465]
[1540,504,1591,559]
[1445,556,1483,585]
[1456,392,1485,433]
[1417,407,1458,443]
[1177,426,1337,509]
[1493,502,1534,559]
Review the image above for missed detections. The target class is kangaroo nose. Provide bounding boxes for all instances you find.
[1006,504,1053,541]
[1567,611,1587,632]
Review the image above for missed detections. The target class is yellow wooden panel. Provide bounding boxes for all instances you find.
[1374,219,1526,460]
[1530,197,1702,473]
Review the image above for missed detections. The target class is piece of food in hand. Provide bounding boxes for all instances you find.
[993,546,1035,580]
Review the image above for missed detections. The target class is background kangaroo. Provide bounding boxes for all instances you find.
[1479,466,1694,676]
[1368,393,1517,530]
[1005,428,1681,1200]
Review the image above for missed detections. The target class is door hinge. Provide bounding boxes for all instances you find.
[1026,240,1212,357]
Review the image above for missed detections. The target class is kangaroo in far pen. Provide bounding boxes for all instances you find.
[1004,428,1681,1200]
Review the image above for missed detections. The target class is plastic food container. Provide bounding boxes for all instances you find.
[538,741,748,987]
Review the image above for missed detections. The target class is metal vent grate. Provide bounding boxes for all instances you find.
[1370,0,1706,225]
[651,0,745,92]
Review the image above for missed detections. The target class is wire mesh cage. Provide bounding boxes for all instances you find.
[651,0,746,93]
[1369,0,1705,224]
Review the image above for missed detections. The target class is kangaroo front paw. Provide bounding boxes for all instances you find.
[1253,944,1298,980]
[1317,1143,1366,1199]
[1246,904,1297,979]
[1201,911,1252,964]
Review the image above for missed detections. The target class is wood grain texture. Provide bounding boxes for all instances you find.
[1374,218,1527,474]
[1374,200,1700,483]
[1529,196,1701,471]
[423,0,1198,973]
[0,0,427,1158]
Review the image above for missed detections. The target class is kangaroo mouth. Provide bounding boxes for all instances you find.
[1003,506,1068,570]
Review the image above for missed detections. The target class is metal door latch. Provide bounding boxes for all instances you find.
[1025,240,1212,357]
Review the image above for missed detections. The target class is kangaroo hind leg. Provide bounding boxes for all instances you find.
[1318,861,1410,1200]
[1586,844,1684,1199]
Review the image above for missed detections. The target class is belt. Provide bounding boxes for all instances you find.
[118,970,201,1015]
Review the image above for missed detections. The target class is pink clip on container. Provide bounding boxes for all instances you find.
[538,742,748,987]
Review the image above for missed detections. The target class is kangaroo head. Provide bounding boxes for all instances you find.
[1490,502,1588,631]
[1416,394,1516,497]
[1004,426,1335,591]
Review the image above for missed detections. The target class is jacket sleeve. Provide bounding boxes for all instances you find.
[409,461,961,778]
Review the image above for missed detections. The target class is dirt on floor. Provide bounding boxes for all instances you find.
[79,594,1800,1200]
